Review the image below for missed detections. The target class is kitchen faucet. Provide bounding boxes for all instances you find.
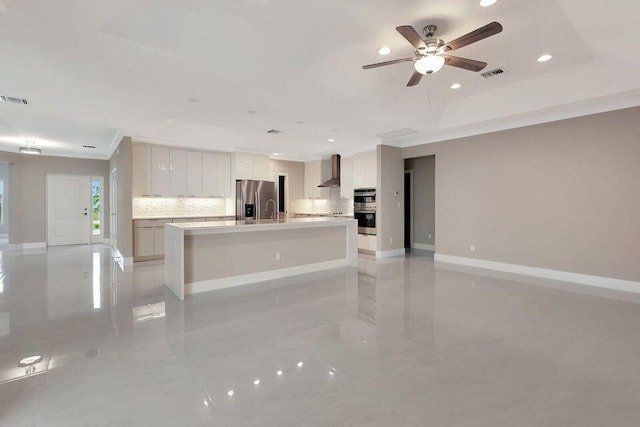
[265,199,277,220]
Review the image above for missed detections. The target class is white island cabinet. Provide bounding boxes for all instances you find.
[165,218,358,300]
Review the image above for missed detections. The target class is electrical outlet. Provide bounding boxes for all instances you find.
[470,245,476,253]
[275,252,281,261]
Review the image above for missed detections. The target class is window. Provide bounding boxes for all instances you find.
[92,179,101,235]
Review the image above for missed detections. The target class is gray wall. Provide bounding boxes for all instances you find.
[377,145,404,253]
[0,151,109,245]
[405,156,435,247]
[0,163,9,234]
[269,159,305,200]
[109,137,133,258]
[403,106,640,282]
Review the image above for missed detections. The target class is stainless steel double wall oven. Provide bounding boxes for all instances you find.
[354,188,376,235]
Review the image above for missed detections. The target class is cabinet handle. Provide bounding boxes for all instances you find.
[177,195,186,198]
[141,194,151,197]
[153,194,162,197]
[187,195,196,198]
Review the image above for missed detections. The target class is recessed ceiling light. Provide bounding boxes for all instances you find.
[271,152,280,156]
[227,390,234,397]
[537,54,553,62]
[253,379,261,385]
[480,0,497,6]
[377,46,391,55]
[188,97,201,103]
[297,361,304,368]
[248,110,258,115]
[328,139,335,142]
[450,83,462,90]
[276,370,283,376]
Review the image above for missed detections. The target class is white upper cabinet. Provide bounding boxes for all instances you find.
[151,147,170,197]
[353,150,377,189]
[233,152,272,181]
[186,151,202,197]
[304,160,329,199]
[169,149,188,197]
[252,155,271,181]
[132,145,152,197]
[340,156,354,198]
[202,153,231,197]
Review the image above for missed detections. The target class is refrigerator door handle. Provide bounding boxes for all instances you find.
[255,190,259,220]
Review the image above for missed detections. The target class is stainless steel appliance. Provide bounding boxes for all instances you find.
[354,188,376,235]
[236,180,276,220]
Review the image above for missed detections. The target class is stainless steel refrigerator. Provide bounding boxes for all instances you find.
[236,180,276,220]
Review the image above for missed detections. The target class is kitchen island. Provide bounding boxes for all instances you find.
[165,217,358,300]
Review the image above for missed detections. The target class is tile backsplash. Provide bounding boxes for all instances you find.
[290,197,353,215]
[133,197,232,218]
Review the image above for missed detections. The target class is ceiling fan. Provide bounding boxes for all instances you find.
[363,22,503,86]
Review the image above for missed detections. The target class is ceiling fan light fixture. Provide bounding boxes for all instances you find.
[19,145,42,155]
[537,54,553,62]
[377,46,391,55]
[450,83,462,89]
[480,0,497,6]
[415,55,445,75]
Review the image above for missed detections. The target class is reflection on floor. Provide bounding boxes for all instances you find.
[1,244,639,426]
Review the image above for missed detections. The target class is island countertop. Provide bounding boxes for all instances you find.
[166,217,357,235]
[165,217,358,300]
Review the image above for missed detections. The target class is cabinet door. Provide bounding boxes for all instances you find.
[132,145,152,197]
[202,153,231,197]
[253,155,270,181]
[151,147,170,197]
[215,154,231,197]
[202,153,217,197]
[169,149,187,197]
[186,151,202,197]
[134,227,155,257]
[234,152,254,180]
[340,156,354,199]
[153,226,165,255]
[363,150,378,188]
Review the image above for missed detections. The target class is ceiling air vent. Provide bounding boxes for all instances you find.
[376,128,419,139]
[83,145,96,149]
[0,95,28,105]
[480,68,506,79]
[266,129,283,134]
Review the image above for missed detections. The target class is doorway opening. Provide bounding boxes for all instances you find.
[91,177,104,243]
[404,155,436,254]
[404,170,412,248]
[277,173,288,217]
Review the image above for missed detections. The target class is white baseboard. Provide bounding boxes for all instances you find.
[434,254,640,294]
[412,242,435,251]
[8,242,47,250]
[187,259,349,295]
[376,248,406,259]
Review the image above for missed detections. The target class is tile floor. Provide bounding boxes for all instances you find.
[1,244,639,426]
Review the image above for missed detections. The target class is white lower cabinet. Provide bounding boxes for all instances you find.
[358,234,377,253]
[134,219,171,260]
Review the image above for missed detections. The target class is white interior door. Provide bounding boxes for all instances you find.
[47,174,91,246]
[110,169,118,251]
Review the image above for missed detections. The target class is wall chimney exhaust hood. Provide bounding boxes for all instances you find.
[318,154,341,188]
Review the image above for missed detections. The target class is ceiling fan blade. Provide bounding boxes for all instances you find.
[407,71,423,87]
[362,57,415,70]
[396,26,427,50]
[443,22,503,52]
[443,55,487,72]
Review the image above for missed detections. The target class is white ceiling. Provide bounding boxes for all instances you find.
[0,0,638,160]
